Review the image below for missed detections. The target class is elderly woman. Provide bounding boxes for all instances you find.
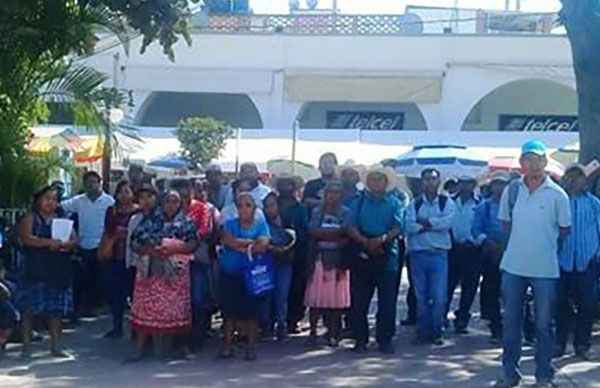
[17,186,77,357]
[129,190,198,361]
[219,192,271,361]
[304,181,350,347]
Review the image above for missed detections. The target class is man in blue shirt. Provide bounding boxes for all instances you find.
[555,164,600,360]
[406,168,456,346]
[446,175,481,334]
[472,171,510,343]
[348,166,405,354]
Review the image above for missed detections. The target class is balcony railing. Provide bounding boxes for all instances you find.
[192,11,559,36]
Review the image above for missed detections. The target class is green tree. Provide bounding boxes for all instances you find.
[0,0,195,205]
[175,117,233,167]
[560,0,600,163]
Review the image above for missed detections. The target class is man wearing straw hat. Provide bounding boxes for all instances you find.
[347,165,405,354]
[406,168,456,346]
[446,174,481,335]
[472,170,510,344]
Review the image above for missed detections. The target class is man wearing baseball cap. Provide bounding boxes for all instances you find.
[495,140,571,388]
[554,163,600,360]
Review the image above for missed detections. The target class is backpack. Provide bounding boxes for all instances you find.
[507,180,520,219]
[415,195,449,215]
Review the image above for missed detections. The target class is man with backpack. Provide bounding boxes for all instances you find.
[495,140,571,388]
[446,175,481,334]
[406,168,456,346]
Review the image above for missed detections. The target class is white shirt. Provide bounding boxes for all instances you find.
[224,182,272,209]
[499,177,571,279]
[61,192,115,249]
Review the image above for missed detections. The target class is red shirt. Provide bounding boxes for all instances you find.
[186,200,211,240]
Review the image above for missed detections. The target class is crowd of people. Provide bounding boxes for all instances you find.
[0,140,599,387]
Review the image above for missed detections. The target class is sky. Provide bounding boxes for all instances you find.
[249,0,561,14]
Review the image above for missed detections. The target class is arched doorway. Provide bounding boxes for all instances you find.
[297,101,428,130]
[135,92,263,128]
[462,79,578,132]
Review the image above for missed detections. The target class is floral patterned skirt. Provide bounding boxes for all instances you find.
[130,253,192,335]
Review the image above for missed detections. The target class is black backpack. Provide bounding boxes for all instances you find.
[414,195,449,215]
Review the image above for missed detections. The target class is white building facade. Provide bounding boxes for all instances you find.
[83,12,578,167]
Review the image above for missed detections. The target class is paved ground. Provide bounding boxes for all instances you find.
[2,289,600,387]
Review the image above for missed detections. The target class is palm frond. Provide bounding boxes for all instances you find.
[82,3,134,55]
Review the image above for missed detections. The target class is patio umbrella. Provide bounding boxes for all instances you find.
[390,145,488,179]
[488,156,565,179]
[146,155,198,171]
[266,159,319,181]
[550,142,579,166]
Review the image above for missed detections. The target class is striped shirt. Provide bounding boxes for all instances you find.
[559,192,600,272]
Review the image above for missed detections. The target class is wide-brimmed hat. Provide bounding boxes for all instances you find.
[564,163,587,176]
[488,170,510,183]
[361,164,397,192]
[272,173,304,190]
[457,174,478,183]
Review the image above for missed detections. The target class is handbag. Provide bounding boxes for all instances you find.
[98,232,116,261]
[244,247,275,297]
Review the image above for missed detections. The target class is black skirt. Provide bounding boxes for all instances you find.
[219,272,259,321]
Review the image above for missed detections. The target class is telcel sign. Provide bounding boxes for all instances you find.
[499,114,579,132]
[326,111,405,130]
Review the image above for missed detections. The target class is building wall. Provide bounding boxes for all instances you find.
[83,33,576,133]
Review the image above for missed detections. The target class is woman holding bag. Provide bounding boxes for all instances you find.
[129,190,198,361]
[99,180,138,339]
[219,192,270,361]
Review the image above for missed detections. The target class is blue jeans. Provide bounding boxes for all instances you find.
[410,250,448,340]
[101,260,127,333]
[259,261,293,333]
[273,261,293,332]
[351,267,398,346]
[501,271,558,383]
[190,262,211,346]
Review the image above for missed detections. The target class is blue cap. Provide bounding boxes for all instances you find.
[521,140,547,157]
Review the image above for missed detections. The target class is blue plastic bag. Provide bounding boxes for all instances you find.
[244,250,275,297]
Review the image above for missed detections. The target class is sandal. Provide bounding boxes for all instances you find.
[217,349,234,359]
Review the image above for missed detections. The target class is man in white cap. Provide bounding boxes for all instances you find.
[406,168,456,346]
[446,175,481,335]
[472,170,510,343]
[495,140,571,388]
[555,163,600,360]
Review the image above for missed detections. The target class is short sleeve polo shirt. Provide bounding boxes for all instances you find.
[499,176,571,278]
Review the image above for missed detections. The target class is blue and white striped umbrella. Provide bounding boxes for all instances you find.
[390,145,488,179]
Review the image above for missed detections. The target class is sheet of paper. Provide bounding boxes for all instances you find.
[51,218,74,243]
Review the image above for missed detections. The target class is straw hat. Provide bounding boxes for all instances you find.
[272,173,304,190]
[361,164,397,192]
